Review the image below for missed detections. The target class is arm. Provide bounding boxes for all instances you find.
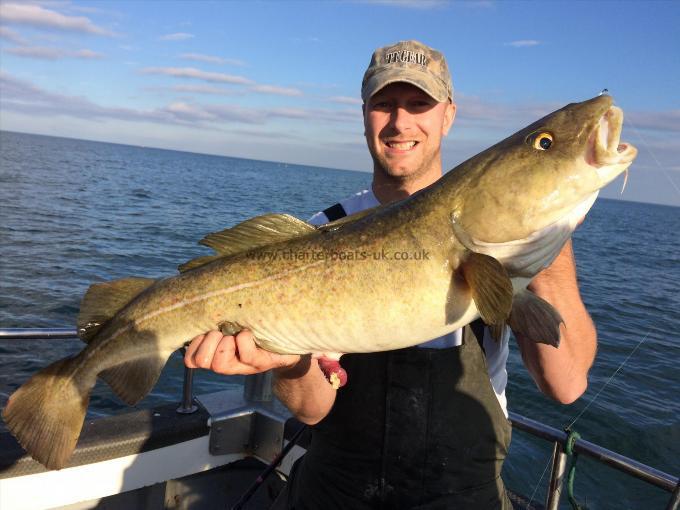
[273,357,337,425]
[514,239,597,404]
[184,330,336,424]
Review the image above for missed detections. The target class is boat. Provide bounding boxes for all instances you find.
[1,328,678,510]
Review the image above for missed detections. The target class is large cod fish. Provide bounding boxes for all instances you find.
[3,95,636,470]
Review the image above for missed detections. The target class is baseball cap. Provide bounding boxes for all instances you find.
[361,40,453,103]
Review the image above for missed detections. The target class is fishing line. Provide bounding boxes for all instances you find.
[624,116,680,198]
[526,330,652,507]
[565,329,651,431]
[527,451,555,507]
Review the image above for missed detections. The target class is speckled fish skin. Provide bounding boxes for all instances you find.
[2,95,637,470]
[134,94,635,355]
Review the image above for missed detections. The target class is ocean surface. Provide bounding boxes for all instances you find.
[0,131,678,509]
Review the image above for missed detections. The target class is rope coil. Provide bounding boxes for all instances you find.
[564,428,583,510]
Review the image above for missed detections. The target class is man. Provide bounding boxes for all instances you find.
[185,40,597,508]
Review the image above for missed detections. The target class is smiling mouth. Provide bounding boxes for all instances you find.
[384,140,419,151]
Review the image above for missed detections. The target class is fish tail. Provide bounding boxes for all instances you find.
[2,356,94,470]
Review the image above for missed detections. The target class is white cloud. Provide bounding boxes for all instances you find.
[0,3,114,36]
[159,32,194,41]
[0,72,163,122]
[74,48,102,59]
[142,68,304,97]
[4,45,104,60]
[504,40,541,48]
[168,84,241,96]
[0,72,358,127]
[250,84,303,97]
[141,66,253,85]
[178,52,246,66]
[165,102,218,121]
[329,96,363,105]
[626,110,680,133]
[0,25,27,44]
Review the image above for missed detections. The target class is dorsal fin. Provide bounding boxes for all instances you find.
[77,277,156,342]
[179,213,316,273]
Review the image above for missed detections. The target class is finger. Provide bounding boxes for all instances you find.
[184,334,205,368]
[191,330,226,369]
[234,330,301,372]
[234,329,259,368]
[210,335,239,374]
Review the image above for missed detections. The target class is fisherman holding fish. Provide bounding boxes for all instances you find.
[6,37,637,496]
[185,40,598,509]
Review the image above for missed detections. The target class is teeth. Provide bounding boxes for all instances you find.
[387,141,416,150]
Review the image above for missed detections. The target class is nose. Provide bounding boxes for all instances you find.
[389,105,414,133]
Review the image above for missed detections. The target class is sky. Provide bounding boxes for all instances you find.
[0,0,678,206]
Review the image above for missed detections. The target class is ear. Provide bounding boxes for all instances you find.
[442,102,456,136]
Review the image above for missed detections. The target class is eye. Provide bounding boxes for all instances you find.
[371,100,391,111]
[530,132,553,150]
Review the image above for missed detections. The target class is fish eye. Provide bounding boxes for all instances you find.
[529,132,553,150]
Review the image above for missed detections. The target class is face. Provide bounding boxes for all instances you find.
[364,82,455,186]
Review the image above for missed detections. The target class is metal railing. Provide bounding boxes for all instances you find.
[508,412,679,509]
[1,327,678,509]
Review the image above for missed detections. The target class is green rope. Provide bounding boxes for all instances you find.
[564,428,583,510]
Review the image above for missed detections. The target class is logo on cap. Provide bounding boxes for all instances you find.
[384,50,429,67]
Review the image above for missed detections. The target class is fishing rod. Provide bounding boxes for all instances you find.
[230,422,307,510]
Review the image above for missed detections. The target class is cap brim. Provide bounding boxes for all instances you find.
[362,68,450,103]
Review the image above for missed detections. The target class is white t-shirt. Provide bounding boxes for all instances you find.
[309,189,509,416]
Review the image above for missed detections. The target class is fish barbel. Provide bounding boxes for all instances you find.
[3,95,637,469]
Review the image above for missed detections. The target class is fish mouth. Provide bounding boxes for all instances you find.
[587,105,637,188]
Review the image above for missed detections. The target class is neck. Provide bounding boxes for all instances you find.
[371,165,443,205]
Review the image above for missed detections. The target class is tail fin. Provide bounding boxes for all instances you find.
[2,357,93,470]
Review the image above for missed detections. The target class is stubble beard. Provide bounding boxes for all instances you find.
[371,146,441,186]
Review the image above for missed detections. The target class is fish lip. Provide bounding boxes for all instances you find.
[589,106,638,166]
[587,105,637,186]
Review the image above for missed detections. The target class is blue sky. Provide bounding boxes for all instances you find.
[1,0,678,206]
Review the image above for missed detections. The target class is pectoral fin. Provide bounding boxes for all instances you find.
[99,354,170,406]
[507,289,563,347]
[460,252,513,326]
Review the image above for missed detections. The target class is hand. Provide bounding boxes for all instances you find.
[184,329,301,375]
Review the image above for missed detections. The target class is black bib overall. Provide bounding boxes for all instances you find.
[281,321,513,509]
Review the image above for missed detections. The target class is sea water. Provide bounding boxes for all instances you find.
[1,131,677,509]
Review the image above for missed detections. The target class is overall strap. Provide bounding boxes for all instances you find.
[469,318,487,355]
[322,202,347,222]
